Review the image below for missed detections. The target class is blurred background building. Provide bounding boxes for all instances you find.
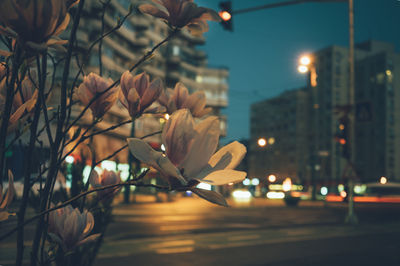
[249,40,400,190]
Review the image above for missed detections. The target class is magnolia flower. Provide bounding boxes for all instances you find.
[0,170,16,222]
[119,71,163,117]
[0,75,38,132]
[127,109,247,206]
[139,0,220,36]
[89,169,121,199]
[48,205,100,251]
[0,0,79,50]
[158,82,211,118]
[75,73,119,118]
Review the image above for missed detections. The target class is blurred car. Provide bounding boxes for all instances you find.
[231,189,253,203]
[326,182,400,203]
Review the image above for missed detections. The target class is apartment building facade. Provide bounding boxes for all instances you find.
[249,40,400,188]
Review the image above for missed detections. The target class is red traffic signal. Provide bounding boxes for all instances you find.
[219,1,233,31]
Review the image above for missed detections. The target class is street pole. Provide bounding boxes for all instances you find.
[345,0,358,225]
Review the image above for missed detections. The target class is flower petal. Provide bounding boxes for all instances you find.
[127,138,186,185]
[89,170,100,187]
[201,169,247,186]
[162,109,195,166]
[140,78,163,111]
[179,116,219,177]
[209,141,246,170]
[81,211,94,239]
[172,82,188,109]
[191,188,228,207]
[0,170,15,211]
[139,4,170,20]
[76,233,101,247]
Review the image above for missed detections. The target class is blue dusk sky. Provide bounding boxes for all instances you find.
[196,0,400,143]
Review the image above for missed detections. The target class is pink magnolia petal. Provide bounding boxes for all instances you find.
[179,116,219,177]
[133,72,149,97]
[172,82,188,109]
[81,211,94,239]
[120,71,134,98]
[139,4,170,20]
[76,233,101,247]
[191,187,228,207]
[140,78,163,110]
[162,109,195,166]
[201,169,247,186]
[89,170,100,187]
[127,138,186,185]
[0,170,15,211]
[209,141,247,170]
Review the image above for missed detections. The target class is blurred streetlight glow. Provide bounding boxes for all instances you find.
[251,178,260,186]
[380,176,387,184]
[282,177,292,192]
[298,65,309,73]
[257,138,267,147]
[268,174,276,183]
[268,137,275,145]
[299,55,311,66]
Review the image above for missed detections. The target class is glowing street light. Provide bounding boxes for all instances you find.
[268,174,276,183]
[299,55,311,66]
[297,54,317,87]
[380,176,387,184]
[257,138,267,147]
[268,137,275,145]
[282,177,292,192]
[297,65,309,73]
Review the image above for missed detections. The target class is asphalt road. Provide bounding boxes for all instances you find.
[95,196,400,266]
[2,196,400,265]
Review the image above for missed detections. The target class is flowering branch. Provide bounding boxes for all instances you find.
[0,169,172,241]
[65,28,180,133]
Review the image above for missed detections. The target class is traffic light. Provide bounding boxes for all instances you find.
[335,116,350,158]
[219,1,233,31]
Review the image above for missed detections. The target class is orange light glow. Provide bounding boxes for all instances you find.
[340,191,347,198]
[257,138,267,147]
[268,174,276,183]
[299,55,311,66]
[339,138,346,145]
[219,11,232,21]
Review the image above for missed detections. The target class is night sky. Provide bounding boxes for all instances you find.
[196,0,400,143]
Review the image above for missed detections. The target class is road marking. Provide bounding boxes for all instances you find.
[156,246,194,254]
[159,224,209,231]
[148,239,195,249]
[225,223,260,229]
[160,215,202,221]
[228,234,260,241]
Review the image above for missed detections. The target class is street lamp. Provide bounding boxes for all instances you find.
[298,54,317,87]
[268,174,276,183]
[257,137,267,147]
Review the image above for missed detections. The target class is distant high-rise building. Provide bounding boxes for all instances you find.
[354,41,400,182]
[249,88,309,183]
[249,40,400,190]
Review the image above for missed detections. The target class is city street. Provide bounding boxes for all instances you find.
[2,196,400,265]
[96,196,400,266]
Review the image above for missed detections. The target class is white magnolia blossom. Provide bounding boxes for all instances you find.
[127,109,247,206]
[48,205,100,251]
